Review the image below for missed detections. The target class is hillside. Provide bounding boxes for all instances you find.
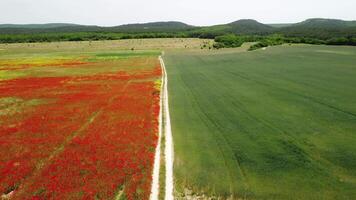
[1,18,356,37]
[295,18,356,28]
[0,23,81,29]
[189,19,275,38]
[0,21,193,34]
[268,23,293,28]
[228,19,274,34]
[0,24,101,34]
[279,18,356,39]
[1,18,356,43]
[109,21,194,32]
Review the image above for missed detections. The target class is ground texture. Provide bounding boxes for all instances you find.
[0,49,162,200]
[164,45,356,199]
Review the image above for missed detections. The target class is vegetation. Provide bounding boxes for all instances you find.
[0,38,212,56]
[0,32,191,43]
[1,18,356,47]
[0,22,193,34]
[247,35,284,50]
[213,34,244,48]
[278,18,356,39]
[0,43,162,199]
[164,45,356,199]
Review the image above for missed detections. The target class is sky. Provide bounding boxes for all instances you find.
[0,0,355,26]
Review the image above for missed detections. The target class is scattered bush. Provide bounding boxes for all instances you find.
[214,34,243,48]
[326,37,356,45]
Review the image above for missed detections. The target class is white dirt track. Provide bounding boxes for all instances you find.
[149,55,174,200]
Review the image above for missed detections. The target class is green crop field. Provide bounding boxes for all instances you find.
[164,45,356,199]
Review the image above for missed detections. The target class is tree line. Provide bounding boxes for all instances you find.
[212,34,356,50]
[0,31,355,50]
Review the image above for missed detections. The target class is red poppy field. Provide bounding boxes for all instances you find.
[0,51,162,200]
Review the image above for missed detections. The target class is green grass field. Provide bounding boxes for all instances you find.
[164,45,356,199]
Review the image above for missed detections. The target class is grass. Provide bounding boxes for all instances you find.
[0,50,161,81]
[0,38,213,55]
[164,44,356,199]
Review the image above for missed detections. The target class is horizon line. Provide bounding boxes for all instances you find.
[1,17,356,28]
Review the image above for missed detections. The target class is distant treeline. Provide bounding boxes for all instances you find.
[0,32,190,43]
[213,34,356,50]
[1,18,356,49]
[1,31,355,51]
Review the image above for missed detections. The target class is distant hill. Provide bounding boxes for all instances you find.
[191,19,274,38]
[0,21,194,34]
[295,18,356,28]
[228,19,274,34]
[279,18,356,39]
[110,21,194,32]
[268,23,293,28]
[1,18,356,41]
[0,23,81,29]
[0,24,101,34]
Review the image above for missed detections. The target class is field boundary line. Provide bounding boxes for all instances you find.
[150,56,165,200]
[160,55,174,200]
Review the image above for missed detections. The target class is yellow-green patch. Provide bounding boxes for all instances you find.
[0,70,26,80]
[0,97,47,117]
[154,79,162,91]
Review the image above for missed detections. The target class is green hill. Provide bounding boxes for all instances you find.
[228,19,274,34]
[0,22,193,34]
[268,23,293,28]
[1,18,356,44]
[0,23,81,29]
[279,18,356,39]
[0,24,101,34]
[295,18,356,28]
[109,21,194,33]
[190,19,275,38]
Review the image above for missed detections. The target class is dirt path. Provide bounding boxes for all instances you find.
[150,55,174,200]
[161,55,174,200]
[149,57,164,200]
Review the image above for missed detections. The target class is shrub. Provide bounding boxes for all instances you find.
[214,34,244,48]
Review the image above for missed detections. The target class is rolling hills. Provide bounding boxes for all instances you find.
[0,21,193,34]
[278,18,356,39]
[0,23,81,29]
[0,18,356,44]
[0,18,355,35]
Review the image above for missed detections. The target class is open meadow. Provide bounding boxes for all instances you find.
[164,44,356,199]
[0,38,213,54]
[1,38,356,200]
[0,40,170,199]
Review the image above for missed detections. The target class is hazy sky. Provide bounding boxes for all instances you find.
[1,0,355,26]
